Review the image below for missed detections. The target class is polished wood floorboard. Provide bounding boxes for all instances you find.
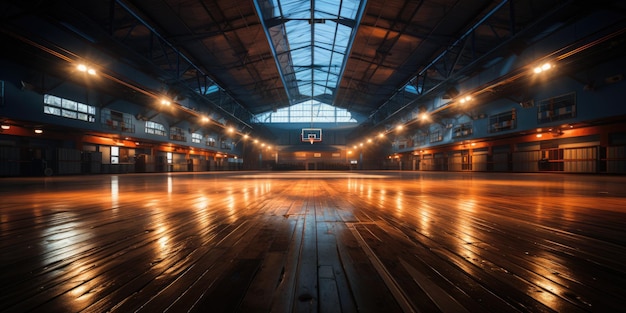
[1,171,625,313]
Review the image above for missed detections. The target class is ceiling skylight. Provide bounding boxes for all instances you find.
[253,0,367,110]
[254,99,357,123]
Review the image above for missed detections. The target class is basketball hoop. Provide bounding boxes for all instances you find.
[302,128,322,144]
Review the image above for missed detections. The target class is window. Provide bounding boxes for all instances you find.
[221,139,231,150]
[166,152,173,164]
[254,99,357,123]
[207,137,216,147]
[102,109,135,133]
[145,121,166,136]
[489,109,517,133]
[44,94,96,122]
[191,133,203,144]
[111,146,119,164]
[415,132,428,147]
[393,139,407,150]
[452,123,473,138]
[537,92,576,124]
[170,127,186,142]
[430,129,443,143]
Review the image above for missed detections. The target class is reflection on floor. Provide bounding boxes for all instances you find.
[1,171,625,312]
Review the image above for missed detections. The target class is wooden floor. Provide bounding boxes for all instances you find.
[1,171,625,313]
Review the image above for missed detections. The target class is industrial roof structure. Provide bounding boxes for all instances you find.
[1,0,625,139]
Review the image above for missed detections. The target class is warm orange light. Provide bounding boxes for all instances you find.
[77,64,96,75]
[460,95,472,104]
[533,62,552,74]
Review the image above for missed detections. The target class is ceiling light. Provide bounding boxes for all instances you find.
[533,62,553,74]
[34,129,43,134]
[460,95,472,103]
[1,125,9,130]
[396,125,404,131]
[77,64,96,75]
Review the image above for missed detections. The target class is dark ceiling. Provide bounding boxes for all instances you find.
[1,0,624,133]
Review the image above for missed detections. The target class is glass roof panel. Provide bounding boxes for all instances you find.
[278,0,310,18]
[284,20,309,49]
[255,0,366,114]
[254,99,357,123]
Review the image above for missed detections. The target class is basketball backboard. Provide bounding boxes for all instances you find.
[301,128,322,144]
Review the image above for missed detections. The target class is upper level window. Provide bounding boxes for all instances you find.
[44,94,96,122]
[537,92,576,124]
[489,109,517,133]
[207,137,216,147]
[102,109,135,133]
[452,123,473,138]
[170,127,186,142]
[430,129,443,143]
[254,100,356,123]
[191,133,203,144]
[145,121,166,136]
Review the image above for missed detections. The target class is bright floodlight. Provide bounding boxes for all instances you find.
[534,62,552,74]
